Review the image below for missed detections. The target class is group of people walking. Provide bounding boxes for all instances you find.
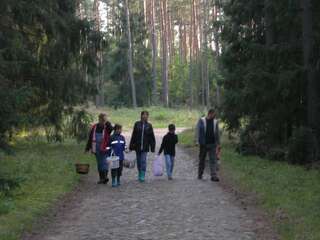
[85,109,221,187]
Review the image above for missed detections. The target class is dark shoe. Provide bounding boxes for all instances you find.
[198,175,203,180]
[211,176,220,182]
[168,176,173,180]
[97,180,104,184]
[98,171,105,184]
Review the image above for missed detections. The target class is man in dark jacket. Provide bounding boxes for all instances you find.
[195,109,220,182]
[129,111,156,182]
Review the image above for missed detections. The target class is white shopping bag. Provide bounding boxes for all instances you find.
[152,155,163,176]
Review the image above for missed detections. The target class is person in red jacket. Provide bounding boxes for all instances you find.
[86,113,113,184]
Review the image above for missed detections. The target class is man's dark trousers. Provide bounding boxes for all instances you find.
[198,144,217,178]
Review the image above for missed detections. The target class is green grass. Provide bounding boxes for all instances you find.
[0,139,93,240]
[179,129,320,240]
[88,106,203,130]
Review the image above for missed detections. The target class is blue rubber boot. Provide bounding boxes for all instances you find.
[117,176,121,186]
[112,177,117,187]
[138,171,142,182]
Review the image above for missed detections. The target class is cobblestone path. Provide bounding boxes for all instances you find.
[23,129,259,240]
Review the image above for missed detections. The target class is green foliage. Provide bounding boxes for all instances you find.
[0,139,93,240]
[102,0,152,107]
[222,142,320,240]
[287,127,319,165]
[0,0,98,149]
[88,106,202,130]
[68,109,94,143]
[220,0,320,164]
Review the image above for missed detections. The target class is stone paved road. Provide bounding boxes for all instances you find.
[23,129,259,240]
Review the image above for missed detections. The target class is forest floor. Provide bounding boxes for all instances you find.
[22,129,277,240]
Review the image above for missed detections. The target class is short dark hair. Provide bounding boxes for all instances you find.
[208,109,215,115]
[114,124,122,131]
[141,111,149,117]
[168,124,176,131]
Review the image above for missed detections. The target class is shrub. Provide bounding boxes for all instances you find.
[287,126,319,165]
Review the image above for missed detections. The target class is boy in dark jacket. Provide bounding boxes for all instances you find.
[109,124,126,187]
[158,124,178,180]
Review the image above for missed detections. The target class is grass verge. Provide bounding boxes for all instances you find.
[179,129,320,240]
[88,106,203,130]
[0,139,92,240]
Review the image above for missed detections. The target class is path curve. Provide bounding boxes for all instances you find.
[23,129,261,240]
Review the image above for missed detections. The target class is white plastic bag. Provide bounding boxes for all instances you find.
[152,155,163,176]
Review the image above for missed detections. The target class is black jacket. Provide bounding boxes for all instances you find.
[129,121,156,152]
[158,132,178,156]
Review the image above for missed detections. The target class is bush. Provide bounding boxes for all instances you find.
[287,126,319,165]
[68,109,93,143]
[236,127,269,157]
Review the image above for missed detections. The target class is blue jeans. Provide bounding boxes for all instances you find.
[95,150,108,172]
[136,152,148,172]
[164,155,175,177]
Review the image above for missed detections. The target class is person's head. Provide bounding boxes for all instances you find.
[168,124,176,133]
[141,111,149,122]
[207,109,216,120]
[98,113,107,125]
[114,124,122,134]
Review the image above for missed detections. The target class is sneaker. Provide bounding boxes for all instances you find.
[211,176,220,182]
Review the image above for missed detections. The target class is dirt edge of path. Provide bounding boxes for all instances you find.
[21,173,95,240]
[182,146,280,240]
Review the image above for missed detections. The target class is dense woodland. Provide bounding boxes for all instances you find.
[1,0,320,164]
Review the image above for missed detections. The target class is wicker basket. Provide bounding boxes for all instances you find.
[75,163,90,174]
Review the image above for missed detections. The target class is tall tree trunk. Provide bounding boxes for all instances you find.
[93,0,104,107]
[150,0,158,104]
[160,0,169,107]
[301,0,318,161]
[125,0,137,108]
[213,0,221,108]
[264,0,274,46]
[188,0,195,108]
[203,0,209,107]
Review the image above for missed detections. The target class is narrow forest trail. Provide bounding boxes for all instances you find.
[22,129,274,240]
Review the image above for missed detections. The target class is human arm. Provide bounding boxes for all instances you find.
[149,124,156,152]
[85,126,94,152]
[129,122,137,151]
[158,136,165,155]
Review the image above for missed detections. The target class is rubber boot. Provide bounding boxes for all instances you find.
[140,171,145,182]
[117,176,121,186]
[138,171,142,181]
[112,177,117,187]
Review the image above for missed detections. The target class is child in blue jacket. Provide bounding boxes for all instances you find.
[109,124,126,187]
